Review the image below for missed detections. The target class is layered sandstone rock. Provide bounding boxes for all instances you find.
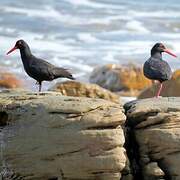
[0,91,126,180]
[49,81,120,103]
[124,97,180,180]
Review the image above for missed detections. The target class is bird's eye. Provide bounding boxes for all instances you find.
[17,41,23,47]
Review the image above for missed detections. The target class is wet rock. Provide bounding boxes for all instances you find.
[0,72,22,89]
[138,69,180,98]
[49,81,120,103]
[89,64,152,93]
[0,91,126,180]
[124,97,180,180]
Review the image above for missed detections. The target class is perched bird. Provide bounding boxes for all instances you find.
[6,40,75,92]
[143,43,177,97]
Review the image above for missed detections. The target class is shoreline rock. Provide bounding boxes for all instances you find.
[0,91,126,180]
[0,72,23,89]
[124,97,180,179]
[49,81,120,103]
[89,64,152,93]
[1,90,180,179]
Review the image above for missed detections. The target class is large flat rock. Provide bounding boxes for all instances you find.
[0,91,126,180]
[124,97,180,180]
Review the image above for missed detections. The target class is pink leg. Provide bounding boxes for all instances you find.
[156,83,163,98]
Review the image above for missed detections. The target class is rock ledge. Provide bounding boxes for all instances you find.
[124,97,180,180]
[0,91,126,180]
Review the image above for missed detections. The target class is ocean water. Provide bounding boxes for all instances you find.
[0,0,180,89]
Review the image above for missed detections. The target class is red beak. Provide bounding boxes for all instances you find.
[6,46,18,55]
[164,49,177,58]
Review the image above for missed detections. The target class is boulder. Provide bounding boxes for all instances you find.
[0,91,126,180]
[89,64,152,93]
[0,72,22,89]
[124,97,180,180]
[138,69,180,99]
[49,81,120,103]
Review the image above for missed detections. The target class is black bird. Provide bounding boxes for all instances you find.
[6,40,75,92]
[143,43,177,97]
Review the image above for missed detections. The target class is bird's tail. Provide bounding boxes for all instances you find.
[54,68,75,80]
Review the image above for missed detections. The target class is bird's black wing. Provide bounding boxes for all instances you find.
[29,57,74,81]
[29,58,55,81]
[143,58,172,81]
[52,67,75,80]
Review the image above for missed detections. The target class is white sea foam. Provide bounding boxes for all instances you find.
[17,31,72,53]
[158,33,180,39]
[103,52,117,62]
[129,10,180,18]
[64,0,125,10]
[0,27,17,34]
[1,5,127,26]
[2,6,59,18]
[65,0,101,7]
[1,3,135,28]
[87,14,132,25]
[125,20,150,33]
[77,33,98,43]
[94,40,153,55]
[2,5,84,25]
[17,31,98,59]
[53,57,93,72]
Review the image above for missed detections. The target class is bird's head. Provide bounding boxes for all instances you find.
[6,40,27,55]
[151,43,177,58]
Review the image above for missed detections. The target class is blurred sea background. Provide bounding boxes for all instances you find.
[0,0,180,90]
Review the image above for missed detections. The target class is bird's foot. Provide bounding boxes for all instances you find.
[35,81,42,93]
[155,96,162,98]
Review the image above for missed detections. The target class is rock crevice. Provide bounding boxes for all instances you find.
[124,97,180,180]
[1,90,180,180]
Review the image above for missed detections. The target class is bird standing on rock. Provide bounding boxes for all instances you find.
[6,40,75,92]
[143,43,177,97]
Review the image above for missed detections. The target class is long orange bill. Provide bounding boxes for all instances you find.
[164,49,177,58]
[6,46,17,55]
